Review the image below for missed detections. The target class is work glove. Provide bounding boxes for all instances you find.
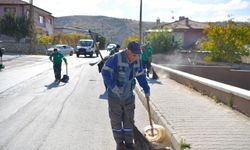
[112,85,121,97]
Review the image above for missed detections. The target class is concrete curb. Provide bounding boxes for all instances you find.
[135,87,184,150]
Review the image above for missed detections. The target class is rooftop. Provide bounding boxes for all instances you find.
[0,0,28,5]
[162,16,209,30]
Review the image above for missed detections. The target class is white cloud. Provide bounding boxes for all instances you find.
[143,0,250,22]
[234,15,250,21]
[23,0,250,22]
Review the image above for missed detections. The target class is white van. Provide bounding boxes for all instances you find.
[75,39,98,57]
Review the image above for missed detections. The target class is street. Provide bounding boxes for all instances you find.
[0,53,150,150]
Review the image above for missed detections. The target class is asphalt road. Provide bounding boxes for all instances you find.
[0,52,151,150]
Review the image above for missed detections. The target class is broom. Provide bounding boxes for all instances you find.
[151,67,159,80]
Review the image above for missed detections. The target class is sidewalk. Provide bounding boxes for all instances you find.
[136,76,250,150]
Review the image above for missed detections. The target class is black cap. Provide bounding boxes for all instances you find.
[127,42,141,54]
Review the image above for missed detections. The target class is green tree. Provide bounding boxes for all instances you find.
[122,34,139,48]
[50,32,88,46]
[96,34,106,49]
[0,13,16,37]
[0,13,31,42]
[144,30,180,53]
[200,20,250,62]
[39,34,52,49]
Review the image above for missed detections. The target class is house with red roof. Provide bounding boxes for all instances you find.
[0,0,54,35]
[149,16,209,49]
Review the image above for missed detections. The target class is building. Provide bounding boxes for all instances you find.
[164,16,209,49]
[149,16,209,49]
[0,0,54,35]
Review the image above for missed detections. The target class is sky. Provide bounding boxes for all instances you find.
[23,0,250,22]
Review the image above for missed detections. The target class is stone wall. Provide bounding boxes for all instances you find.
[0,35,52,55]
[0,41,52,55]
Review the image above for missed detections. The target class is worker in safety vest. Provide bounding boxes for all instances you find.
[101,41,150,150]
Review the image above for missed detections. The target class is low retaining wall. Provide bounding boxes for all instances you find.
[152,63,250,117]
[1,41,51,55]
[171,65,250,90]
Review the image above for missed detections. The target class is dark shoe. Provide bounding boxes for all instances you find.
[125,143,134,150]
[116,142,126,150]
[54,79,60,83]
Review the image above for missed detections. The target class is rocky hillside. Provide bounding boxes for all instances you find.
[55,15,156,45]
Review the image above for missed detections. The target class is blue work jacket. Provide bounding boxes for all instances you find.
[101,50,150,98]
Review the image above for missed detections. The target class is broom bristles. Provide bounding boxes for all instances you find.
[133,124,154,150]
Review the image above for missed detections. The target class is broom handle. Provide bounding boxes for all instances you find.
[66,64,68,75]
[146,96,154,136]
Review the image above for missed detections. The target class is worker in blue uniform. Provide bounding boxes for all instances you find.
[101,41,150,150]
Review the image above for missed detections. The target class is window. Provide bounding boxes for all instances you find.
[39,16,44,24]
[4,7,16,15]
[48,18,53,24]
[26,11,30,18]
[39,16,45,27]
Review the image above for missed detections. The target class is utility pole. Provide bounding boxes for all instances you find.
[101,19,104,36]
[139,0,142,45]
[29,0,35,54]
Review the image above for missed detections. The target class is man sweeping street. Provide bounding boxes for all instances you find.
[141,42,153,77]
[101,41,150,150]
[49,48,67,82]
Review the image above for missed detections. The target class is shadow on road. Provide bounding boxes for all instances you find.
[45,81,65,89]
[147,78,162,85]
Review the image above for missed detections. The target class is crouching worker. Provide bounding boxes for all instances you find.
[0,47,4,70]
[101,41,150,150]
[49,48,67,82]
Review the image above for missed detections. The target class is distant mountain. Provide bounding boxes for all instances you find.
[55,15,156,45]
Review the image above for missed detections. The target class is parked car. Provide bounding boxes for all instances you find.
[106,43,116,51]
[47,44,74,56]
[75,39,98,57]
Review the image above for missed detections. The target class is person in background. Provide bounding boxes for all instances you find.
[109,44,121,56]
[49,48,67,82]
[140,42,153,77]
[0,47,4,70]
[101,41,150,150]
[98,44,121,89]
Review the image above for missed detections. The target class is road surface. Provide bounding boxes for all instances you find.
[0,53,151,150]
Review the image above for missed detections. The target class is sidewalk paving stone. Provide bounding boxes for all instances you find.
[136,76,250,150]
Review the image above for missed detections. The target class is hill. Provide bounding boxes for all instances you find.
[55,15,156,45]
